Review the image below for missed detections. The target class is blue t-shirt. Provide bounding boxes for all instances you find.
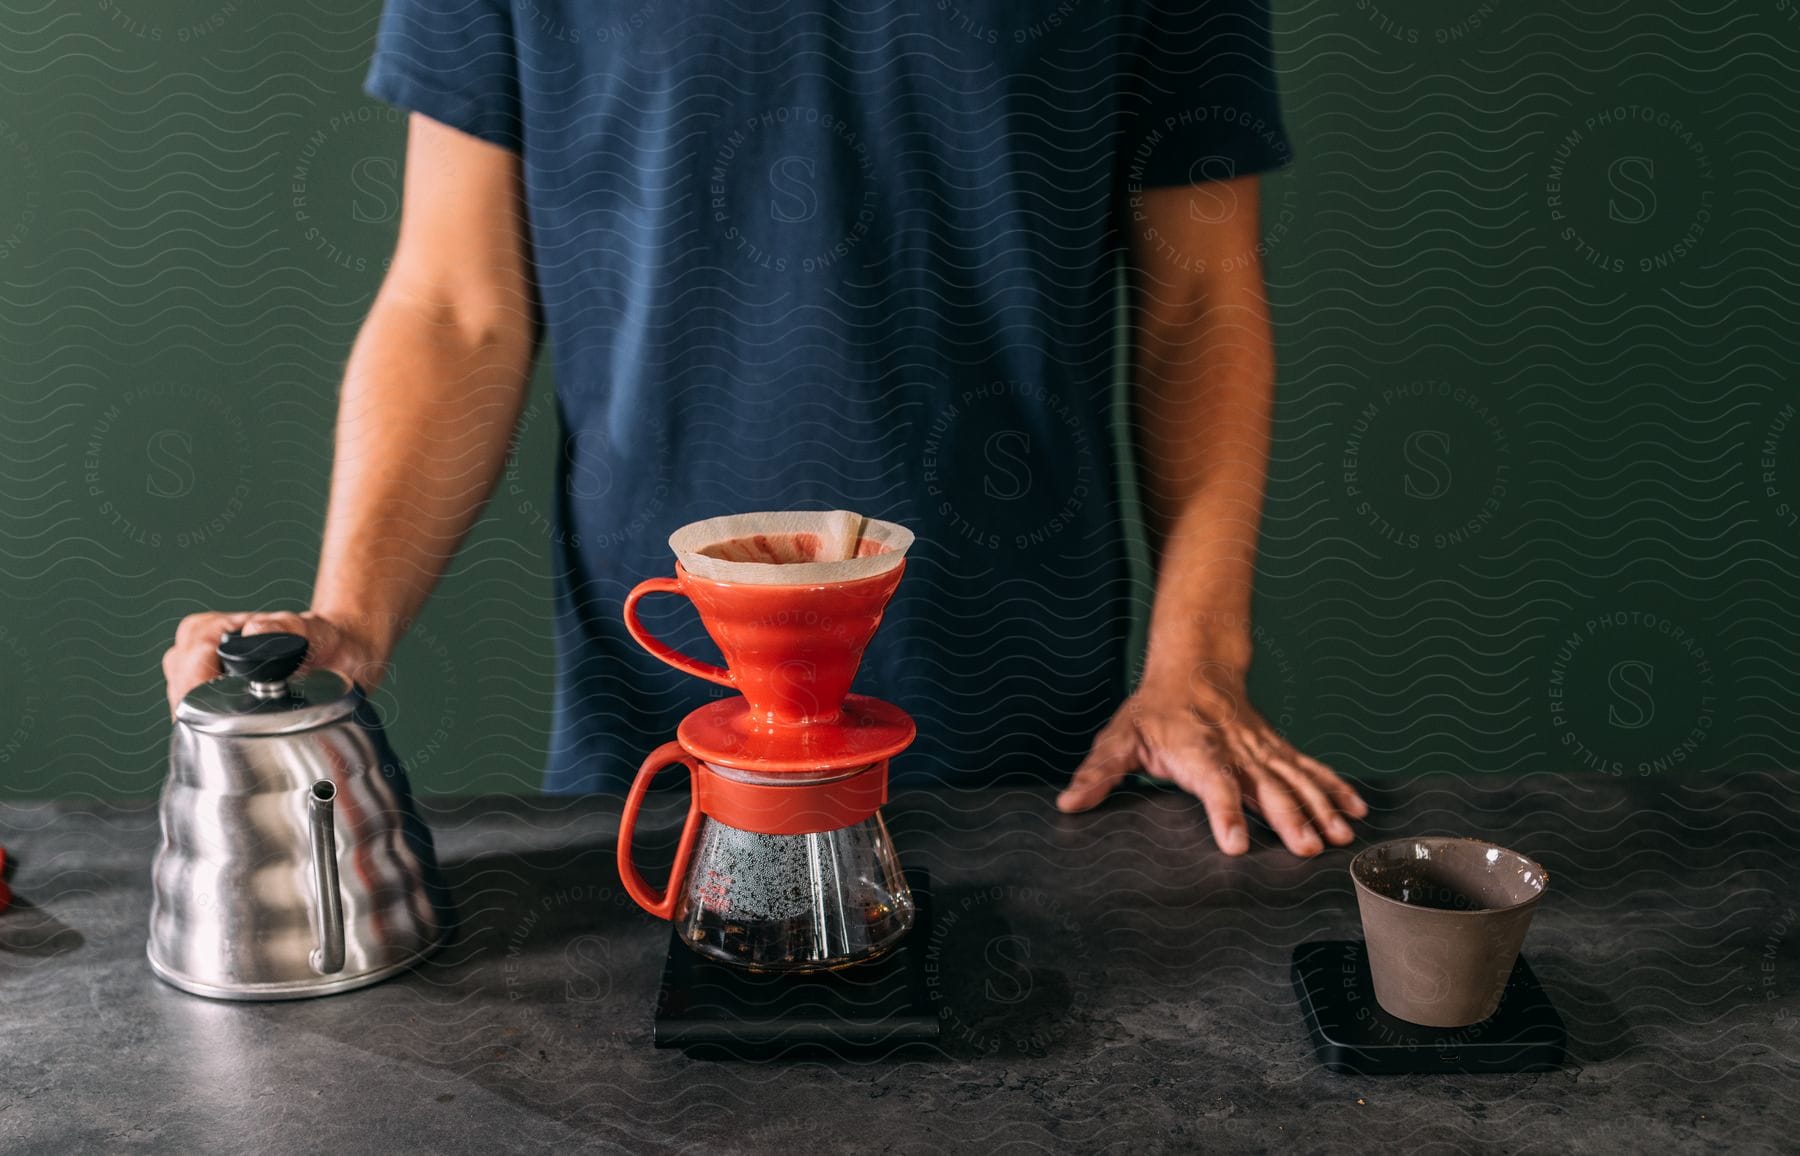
[366,0,1290,792]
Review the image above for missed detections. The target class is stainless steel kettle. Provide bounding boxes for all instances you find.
[148,631,450,999]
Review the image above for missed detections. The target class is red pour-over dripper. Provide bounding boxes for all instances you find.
[623,560,914,770]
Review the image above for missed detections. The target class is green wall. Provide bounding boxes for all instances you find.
[2,2,1794,796]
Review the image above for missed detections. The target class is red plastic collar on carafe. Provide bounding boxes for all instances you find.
[696,759,890,836]
[615,744,894,920]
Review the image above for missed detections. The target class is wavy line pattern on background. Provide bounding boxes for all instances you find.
[1,0,1798,1150]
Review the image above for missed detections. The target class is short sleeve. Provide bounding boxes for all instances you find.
[1122,0,1293,188]
[364,0,522,152]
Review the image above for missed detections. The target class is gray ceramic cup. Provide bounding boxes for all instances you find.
[1351,837,1549,1028]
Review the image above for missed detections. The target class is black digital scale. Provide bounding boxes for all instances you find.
[1291,939,1566,1074]
[654,869,940,1059]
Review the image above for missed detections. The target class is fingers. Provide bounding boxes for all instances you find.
[1108,670,1373,858]
[162,644,215,718]
[165,609,394,719]
[173,610,253,650]
[1292,746,1369,819]
[240,611,311,639]
[1140,731,1249,856]
[1245,722,1368,823]
[164,610,336,717]
[1187,747,1249,856]
[1055,715,1140,813]
[1240,762,1323,858]
[1283,764,1353,846]
[1206,728,1320,856]
[239,610,325,672]
[165,611,256,717]
[1265,753,1352,846]
[1233,728,1353,847]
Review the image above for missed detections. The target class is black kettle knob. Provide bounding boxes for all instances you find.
[218,631,309,683]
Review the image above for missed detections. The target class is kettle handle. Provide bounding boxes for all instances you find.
[617,742,705,920]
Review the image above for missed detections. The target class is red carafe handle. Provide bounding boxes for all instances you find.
[616,742,706,920]
[622,576,734,689]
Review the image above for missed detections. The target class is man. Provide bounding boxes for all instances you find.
[162,0,1367,857]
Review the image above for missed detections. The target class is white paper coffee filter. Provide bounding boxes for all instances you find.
[670,510,913,585]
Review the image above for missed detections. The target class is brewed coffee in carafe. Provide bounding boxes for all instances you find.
[675,766,913,969]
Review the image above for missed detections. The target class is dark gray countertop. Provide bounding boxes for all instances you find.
[3,771,1796,1154]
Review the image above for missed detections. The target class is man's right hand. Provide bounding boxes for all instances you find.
[162,611,387,717]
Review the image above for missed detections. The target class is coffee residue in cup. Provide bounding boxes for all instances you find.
[1361,865,1492,911]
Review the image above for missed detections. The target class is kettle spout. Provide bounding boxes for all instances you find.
[307,780,346,975]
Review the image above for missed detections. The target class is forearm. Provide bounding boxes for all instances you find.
[1135,304,1273,680]
[1129,182,1276,683]
[310,280,534,658]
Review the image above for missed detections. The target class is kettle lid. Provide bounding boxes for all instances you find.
[177,631,357,735]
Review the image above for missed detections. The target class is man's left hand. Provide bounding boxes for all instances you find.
[1056,668,1367,857]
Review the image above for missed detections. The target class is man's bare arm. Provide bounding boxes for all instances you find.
[1058,177,1367,856]
[163,114,536,711]
[1130,178,1275,682]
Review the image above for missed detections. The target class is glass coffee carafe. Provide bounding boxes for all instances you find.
[673,764,913,970]
[618,741,916,972]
